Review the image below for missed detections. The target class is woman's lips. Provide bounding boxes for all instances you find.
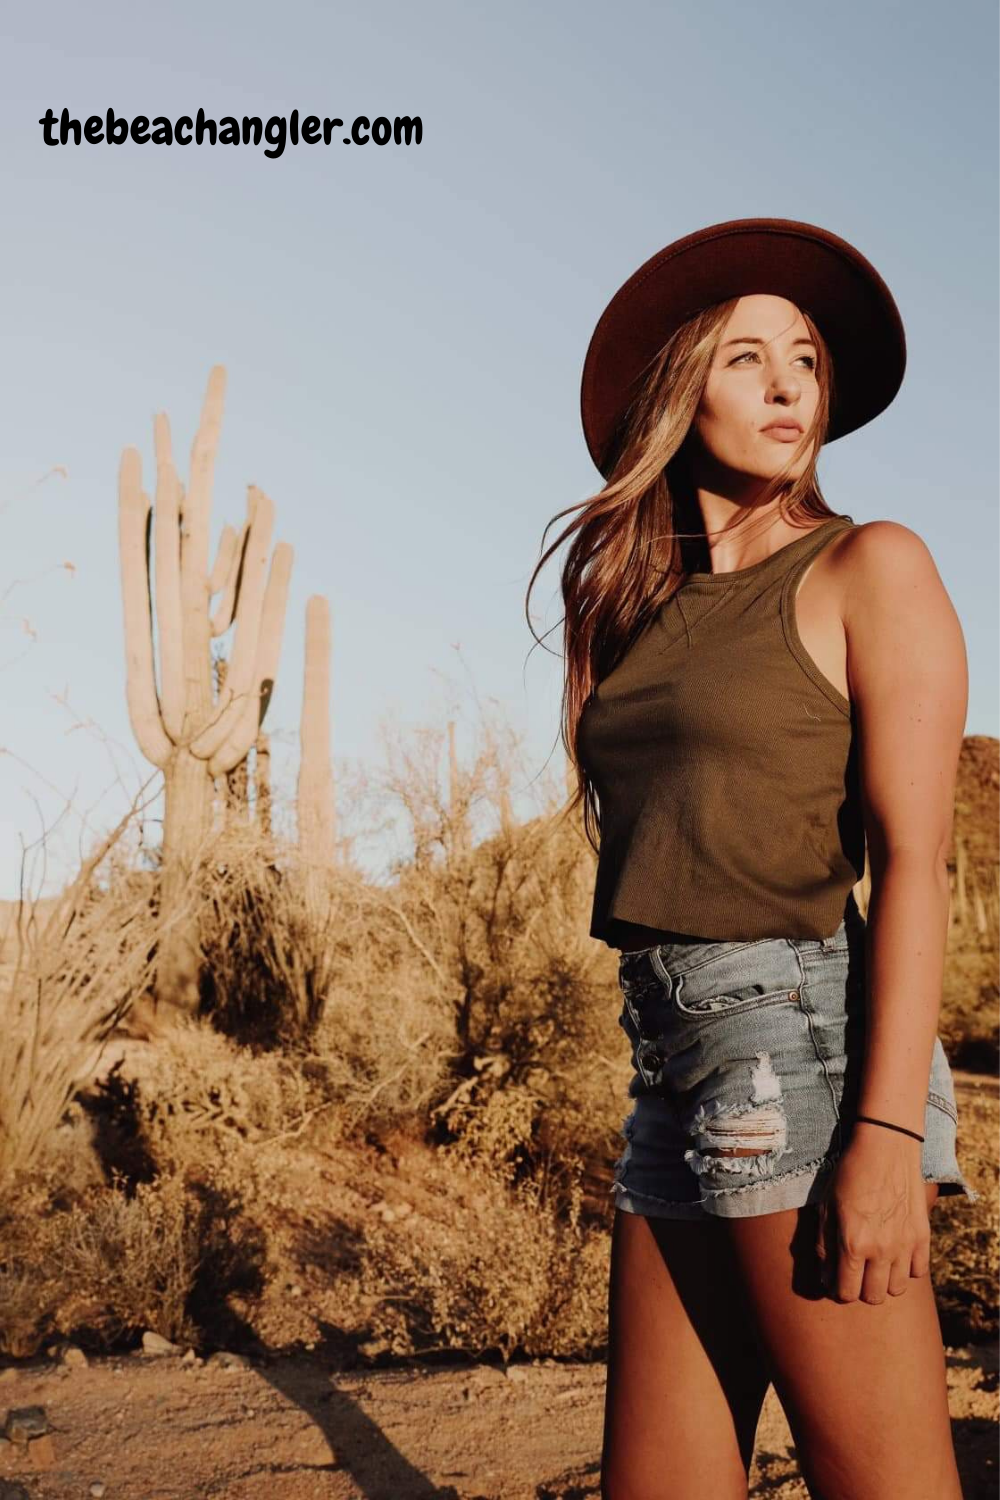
[761,425,803,442]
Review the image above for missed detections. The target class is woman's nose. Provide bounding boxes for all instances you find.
[767,373,802,404]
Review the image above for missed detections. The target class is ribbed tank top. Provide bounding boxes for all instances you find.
[577,514,865,947]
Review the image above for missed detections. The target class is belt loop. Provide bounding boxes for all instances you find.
[648,946,673,995]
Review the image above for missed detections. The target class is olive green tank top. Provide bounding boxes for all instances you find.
[577,514,865,948]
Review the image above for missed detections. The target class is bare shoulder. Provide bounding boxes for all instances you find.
[838,520,947,620]
[838,519,966,712]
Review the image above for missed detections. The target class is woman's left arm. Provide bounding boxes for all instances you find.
[816,519,969,1306]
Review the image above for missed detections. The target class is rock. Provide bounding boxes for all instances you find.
[89,1484,107,1497]
[141,1331,180,1357]
[0,1483,31,1499]
[3,1405,48,1442]
[504,1366,528,1383]
[206,1351,250,1370]
[60,1345,88,1369]
[23,1432,55,1471]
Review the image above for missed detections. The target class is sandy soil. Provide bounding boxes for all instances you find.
[0,1335,995,1500]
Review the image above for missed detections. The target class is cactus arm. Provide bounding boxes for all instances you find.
[178,367,224,737]
[184,364,224,586]
[209,523,237,598]
[208,540,293,777]
[297,593,336,865]
[301,594,332,766]
[190,485,274,760]
[210,518,249,637]
[152,412,186,743]
[118,448,172,769]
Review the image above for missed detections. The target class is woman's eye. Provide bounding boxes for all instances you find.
[730,350,816,370]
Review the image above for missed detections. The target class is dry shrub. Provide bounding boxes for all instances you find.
[194,821,337,1047]
[435,1072,541,1182]
[193,824,459,1139]
[357,1158,608,1364]
[345,706,625,1190]
[0,789,162,1190]
[96,1014,338,1178]
[307,976,456,1138]
[930,1087,999,1344]
[0,1169,265,1358]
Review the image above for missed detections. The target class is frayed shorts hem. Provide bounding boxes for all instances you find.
[610,1155,980,1221]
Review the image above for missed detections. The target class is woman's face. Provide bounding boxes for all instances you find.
[687,294,820,484]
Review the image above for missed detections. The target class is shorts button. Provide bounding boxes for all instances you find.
[789,989,800,1001]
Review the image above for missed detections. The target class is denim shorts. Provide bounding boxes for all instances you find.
[611,899,980,1220]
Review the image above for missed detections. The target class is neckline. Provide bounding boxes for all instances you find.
[682,516,848,587]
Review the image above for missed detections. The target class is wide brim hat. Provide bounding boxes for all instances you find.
[580,216,906,479]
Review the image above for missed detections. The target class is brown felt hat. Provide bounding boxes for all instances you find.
[580,216,906,479]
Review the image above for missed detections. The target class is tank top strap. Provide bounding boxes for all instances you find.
[779,514,855,716]
[781,514,855,590]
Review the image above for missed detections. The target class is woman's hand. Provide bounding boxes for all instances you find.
[815,1129,931,1303]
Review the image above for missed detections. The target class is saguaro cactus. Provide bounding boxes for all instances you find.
[255,731,272,837]
[297,594,336,871]
[118,365,293,1016]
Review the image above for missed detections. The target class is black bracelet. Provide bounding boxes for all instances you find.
[854,1113,925,1144]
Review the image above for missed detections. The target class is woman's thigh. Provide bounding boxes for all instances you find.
[720,1187,963,1500]
[602,1206,772,1500]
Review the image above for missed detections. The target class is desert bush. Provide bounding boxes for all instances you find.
[0,1168,265,1358]
[929,1083,999,1344]
[195,819,343,1047]
[0,787,164,1190]
[343,709,625,1197]
[357,1156,608,1364]
[305,945,458,1138]
[93,1013,334,1178]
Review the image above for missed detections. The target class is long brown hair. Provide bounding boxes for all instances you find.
[525,295,845,854]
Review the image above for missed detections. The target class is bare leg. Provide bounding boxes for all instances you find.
[720,1183,963,1500]
[601,1207,772,1500]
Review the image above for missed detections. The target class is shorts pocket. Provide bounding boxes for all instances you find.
[666,940,801,1021]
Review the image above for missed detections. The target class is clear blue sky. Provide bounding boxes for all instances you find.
[1,0,997,897]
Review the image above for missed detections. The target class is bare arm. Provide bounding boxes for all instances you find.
[842,520,968,1137]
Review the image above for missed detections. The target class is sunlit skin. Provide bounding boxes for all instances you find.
[682,293,822,570]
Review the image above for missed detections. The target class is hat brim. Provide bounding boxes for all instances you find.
[580,217,906,479]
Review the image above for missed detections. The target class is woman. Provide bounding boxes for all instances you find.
[528,219,979,1499]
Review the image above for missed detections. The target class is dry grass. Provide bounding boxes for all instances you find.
[0,781,166,1189]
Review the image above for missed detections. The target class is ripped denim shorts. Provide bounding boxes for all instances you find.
[612,897,980,1220]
